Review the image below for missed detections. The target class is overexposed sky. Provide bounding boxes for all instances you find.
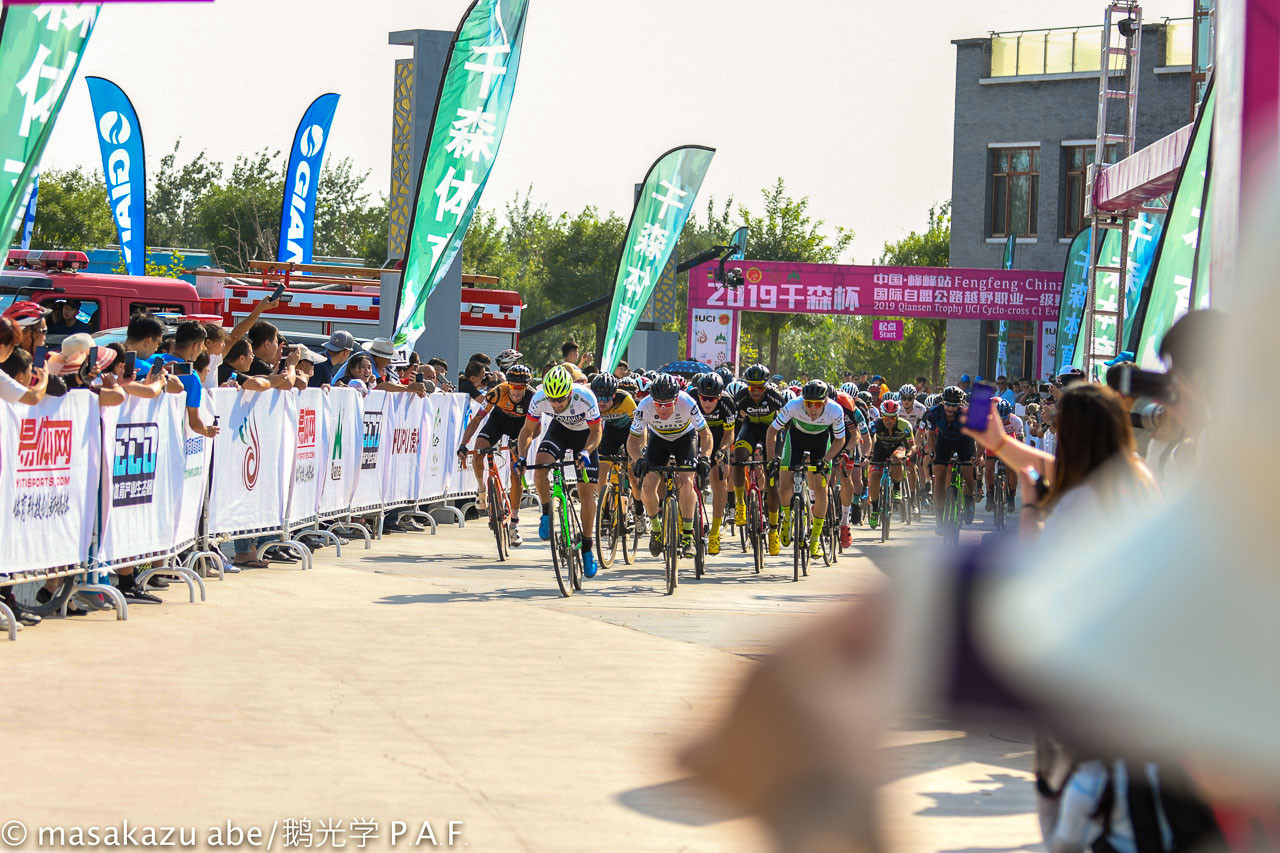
[40,0,1191,260]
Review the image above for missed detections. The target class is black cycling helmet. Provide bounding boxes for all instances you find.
[715,366,734,386]
[590,373,618,401]
[826,384,838,400]
[801,379,829,401]
[506,363,532,384]
[857,390,874,405]
[941,385,965,405]
[649,372,680,403]
[695,372,724,397]
[743,363,770,384]
[618,375,639,395]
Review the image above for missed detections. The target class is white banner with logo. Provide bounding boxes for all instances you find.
[351,390,387,513]
[0,392,100,574]
[383,392,425,506]
[288,388,328,525]
[98,394,186,565]
[448,394,482,497]
[688,308,736,367]
[318,386,362,518]
[208,389,295,536]
[174,397,213,552]
[417,394,449,501]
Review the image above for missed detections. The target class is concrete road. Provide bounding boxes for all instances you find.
[2,504,1041,852]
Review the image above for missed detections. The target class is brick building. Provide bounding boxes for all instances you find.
[945,20,1193,383]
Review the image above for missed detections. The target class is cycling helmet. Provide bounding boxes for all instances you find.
[836,390,857,412]
[801,379,829,401]
[726,379,746,397]
[635,374,651,397]
[618,375,639,395]
[857,390,874,406]
[941,385,965,405]
[883,391,899,402]
[496,348,522,370]
[674,375,689,391]
[695,372,724,397]
[590,373,618,401]
[996,399,1014,419]
[789,384,802,398]
[898,383,917,399]
[649,373,680,402]
[840,382,857,396]
[542,365,573,399]
[826,384,839,400]
[924,393,940,408]
[880,398,901,416]
[743,363,769,384]
[715,366,734,386]
[506,364,532,384]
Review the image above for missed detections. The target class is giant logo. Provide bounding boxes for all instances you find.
[98,111,136,266]
[361,412,383,470]
[17,418,72,472]
[112,422,159,507]
[283,124,325,262]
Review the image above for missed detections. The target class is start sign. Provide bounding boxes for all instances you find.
[872,320,903,341]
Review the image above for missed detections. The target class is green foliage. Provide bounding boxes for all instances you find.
[25,166,114,251]
[112,249,186,279]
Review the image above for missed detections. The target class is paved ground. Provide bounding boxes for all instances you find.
[2,501,1041,852]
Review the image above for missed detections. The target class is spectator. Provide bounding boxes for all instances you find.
[310,330,354,388]
[47,334,120,402]
[3,300,49,356]
[217,339,271,391]
[958,374,972,394]
[0,316,47,405]
[613,360,631,380]
[337,352,373,397]
[47,299,92,335]
[561,340,579,365]
[1152,308,1223,478]
[995,375,1016,405]
[157,321,220,438]
[360,338,425,396]
[201,323,228,390]
[457,359,488,401]
[294,346,325,386]
[915,375,931,396]
[245,322,298,390]
[193,352,212,387]
[104,342,128,381]
[124,312,166,373]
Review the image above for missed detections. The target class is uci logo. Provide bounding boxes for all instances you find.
[284,125,325,261]
[98,111,134,265]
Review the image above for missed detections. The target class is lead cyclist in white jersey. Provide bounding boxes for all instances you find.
[897,383,928,501]
[764,379,846,559]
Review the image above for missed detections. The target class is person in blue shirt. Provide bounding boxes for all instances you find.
[995,375,1017,405]
[158,321,220,438]
[47,299,93,336]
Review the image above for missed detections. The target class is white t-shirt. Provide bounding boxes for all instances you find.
[0,370,28,404]
[630,391,707,440]
[772,398,847,439]
[525,385,601,432]
[202,353,223,390]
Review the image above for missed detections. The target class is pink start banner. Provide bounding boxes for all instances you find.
[689,260,1063,321]
[872,320,903,341]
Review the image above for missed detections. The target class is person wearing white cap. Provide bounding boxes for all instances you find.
[335,338,426,397]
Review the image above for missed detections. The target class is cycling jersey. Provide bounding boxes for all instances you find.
[629,391,708,440]
[734,384,786,425]
[869,417,914,455]
[835,391,869,436]
[600,390,637,430]
[984,414,1025,457]
[525,385,601,431]
[924,403,967,441]
[482,382,531,420]
[899,399,927,430]
[772,398,847,439]
[699,391,738,433]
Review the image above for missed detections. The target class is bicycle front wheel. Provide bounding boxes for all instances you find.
[791,496,805,581]
[694,496,707,580]
[549,495,574,597]
[663,496,679,595]
[596,482,619,569]
[748,490,763,574]
[488,476,508,561]
[943,486,961,546]
[880,484,892,543]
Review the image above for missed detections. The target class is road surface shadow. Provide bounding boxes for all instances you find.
[615,776,744,826]
[914,772,1034,817]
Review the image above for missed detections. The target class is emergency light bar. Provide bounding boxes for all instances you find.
[5,250,90,272]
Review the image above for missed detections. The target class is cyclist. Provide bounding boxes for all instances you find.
[833,386,871,546]
[517,365,603,577]
[693,371,737,555]
[456,363,533,546]
[765,379,846,559]
[866,398,916,529]
[731,364,787,553]
[983,398,1023,512]
[897,383,928,505]
[591,373,638,528]
[628,373,713,559]
[924,385,977,529]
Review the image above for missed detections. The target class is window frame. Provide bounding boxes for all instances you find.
[1062,143,1119,237]
[989,145,1040,239]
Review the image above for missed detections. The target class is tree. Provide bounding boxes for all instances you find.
[148,140,220,249]
[876,201,951,386]
[193,149,284,270]
[24,167,113,251]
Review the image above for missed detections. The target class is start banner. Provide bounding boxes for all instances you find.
[0,392,100,575]
[98,394,186,566]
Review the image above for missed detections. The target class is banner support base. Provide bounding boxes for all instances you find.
[0,599,16,641]
[67,583,128,621]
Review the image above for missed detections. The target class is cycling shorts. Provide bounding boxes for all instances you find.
[597,427,630,460]
[644,431,697,469]
[478,412,524,447]
[733,421,768,453]
[780,428,830,469]
[537,421,596,475]
[932,434,976,465]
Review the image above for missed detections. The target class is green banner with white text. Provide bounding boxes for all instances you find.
[600,145,715,372]
[995,233,1015,377]
[1054,227,1093,374]
[393,0,530,350]
[0,5,98,250]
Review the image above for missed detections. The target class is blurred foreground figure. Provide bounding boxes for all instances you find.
[684,203,1280,851]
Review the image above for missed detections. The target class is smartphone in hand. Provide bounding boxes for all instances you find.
[32,346,48,369]
[123,351,137,380]
[171,362,193,376]
[147,358,164,380]
[965,382,996,432]
[270,282,286,303]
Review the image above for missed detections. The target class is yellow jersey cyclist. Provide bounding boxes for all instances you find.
[517,365,603,577]
[764,379,846,558]
[731,363,787,533]
[591,373,638,528]
[866,398,916,529]
[457,363,533,546]
[692,371,738,555]
[627,373,713,560]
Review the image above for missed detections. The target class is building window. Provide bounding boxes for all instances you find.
[991,147,1038,238]
[982,321,1036,381]
[1063,144,1118,237]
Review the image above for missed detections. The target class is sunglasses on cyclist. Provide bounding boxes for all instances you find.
[653,399,676,408]
[699,394,719,402]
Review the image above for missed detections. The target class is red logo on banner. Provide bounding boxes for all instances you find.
[297,409,317,448]
[392,428,419,455]
[746,267,763,284]
[242,418,261,491]
[17,418,72,472]
[718,314,730,325]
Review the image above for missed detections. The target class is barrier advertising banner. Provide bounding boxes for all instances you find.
[98,393,185,565]
[393,0,531,350]
[352,390,387,512]
[278,92,339,264]
[208,389,295,536]
[174,396,213,552]
[383,392,424,506]
[0,391,99,574]
[288,388,328,524]
[86,76,146,276]
[419,393,450,502]
[319,386,361,517]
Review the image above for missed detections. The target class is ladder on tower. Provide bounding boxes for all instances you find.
[1083,1,1142,379]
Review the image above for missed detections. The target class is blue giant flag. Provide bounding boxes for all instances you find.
[19,173,38,250]
[86,77,146,276]
[278,93,339,264]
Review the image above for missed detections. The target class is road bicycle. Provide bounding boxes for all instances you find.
[938,453,975,546]
[732,458,766,575]
[873,460,895,543]
[595,454,635,569]
[650,463,698,595]
[784,455,823,582]
[992,458,1011,531]
[476,446,514,561]
[824,470,842,562]
[526,458,585,597]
